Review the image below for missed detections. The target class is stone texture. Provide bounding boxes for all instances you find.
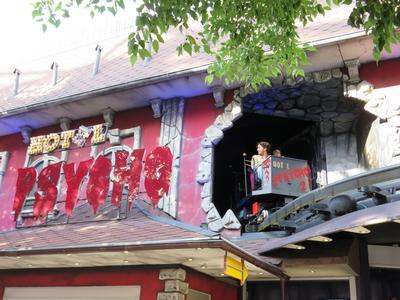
[321,112,339,119]
[334,122,353,133]
[321,101,338,112]
[273,110,288,118]
[325,78,340,88]
[290,90,302,98]
[288,108,306,117]
[281,99,295,110]
[201,182,211,199]
[200,147,212,160]
[208,218,224,232]
[214,112,234,131]
[201,196,212,212]
[306,114,322,121]
[201,136,213,148]
[336,100,355,113]
[297,95,320,108]
[364,96,388,119]
[388,116,400,127]
[320,88,341,98]
[320,120,334,136]
[265,101,278,109]
[304,72,314,82]
[332,112,356,122]
[253,103,264,111]
[205,125,224,145]
[331,68,343,78]
[207,203,222,222]
[274,93,288,102]
[256,109,273,115]
[313,70,332,83]
[196,161,211,184]
[165,280,189,294]
[157,293,185,300]
[159,268,186,281]
[307,106,323,114]
[222,209,241,229]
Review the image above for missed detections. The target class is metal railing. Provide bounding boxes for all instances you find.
[257,164,400,231]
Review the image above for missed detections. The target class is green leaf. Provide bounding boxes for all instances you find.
[138,48,151,59]
[156,34,164,43]
[205,74,214,85]
[183,43,192,55]
[152,39,159,52]
[42,23,47,32]
[32,10,42,18]
[130,54,138,65]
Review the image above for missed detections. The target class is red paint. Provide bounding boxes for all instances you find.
[144,146,173,206]
[178,91,233,225]
[186,268,238,300]
[11,146,171,220]
[64,159,93,216]
[272,166,311,188]
[263,158,271,183]
[111,149,145,208]
[33,162,62,218]
[0,267,163,300]
[0,106,161,230]
[0,267,238,300]
[111,150,130,207]
[127,149,145,209]
[360,58,400,88]
[12,168,36,220]
[87,155,112,213]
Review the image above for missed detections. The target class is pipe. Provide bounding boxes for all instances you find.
[51,62,59,86]
[92,45,103,77]
[13,68,21,96]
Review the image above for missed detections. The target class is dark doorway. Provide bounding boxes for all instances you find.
[248,280,350,300]
[212,113,316,215]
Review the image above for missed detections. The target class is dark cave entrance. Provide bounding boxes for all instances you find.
[212,112,318,215]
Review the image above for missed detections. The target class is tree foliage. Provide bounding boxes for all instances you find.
[32,0,400,89]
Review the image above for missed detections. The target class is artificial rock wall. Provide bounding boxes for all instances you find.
[196,67,374,231]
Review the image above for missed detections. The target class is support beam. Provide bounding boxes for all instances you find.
[20,126,32,144]
[344,58,360,83]
[102,107,115,127]
[349,276,357,300]
[150,98,162,118]
[212,85,225,108]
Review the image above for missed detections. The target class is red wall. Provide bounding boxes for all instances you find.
[0,266,238,300]
[0,90,234,230]
[0,106,160,230]
[186,268,239,300]
[360,58,400,88]
[177,91,234,225]
[0,267,163,300]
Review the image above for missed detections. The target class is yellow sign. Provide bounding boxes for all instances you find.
[27,124,107,155]
[224,255,248,285]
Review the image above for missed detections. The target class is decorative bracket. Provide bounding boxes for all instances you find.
[20,126,32,144]
[102,107,115,127]
[59,117,72,131]
[212,86,225,108]
[344,58,360,83]
[150,98,162,118]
